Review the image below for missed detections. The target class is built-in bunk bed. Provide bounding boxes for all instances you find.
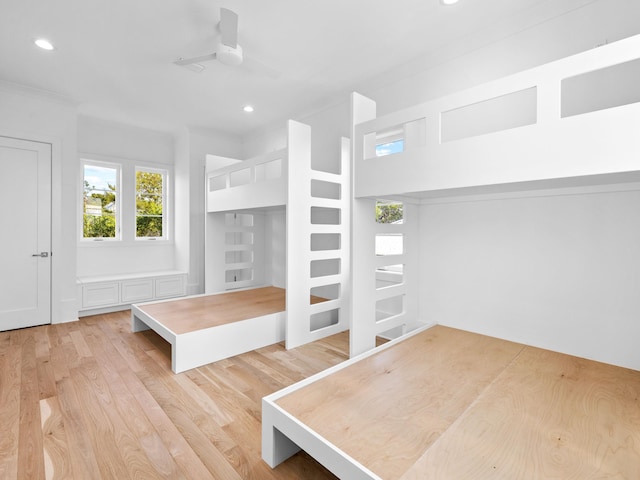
[132,120,351,373]
[263,34,640,479]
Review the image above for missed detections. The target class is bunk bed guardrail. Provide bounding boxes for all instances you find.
[207,148,288,212]
[353,33,640,199]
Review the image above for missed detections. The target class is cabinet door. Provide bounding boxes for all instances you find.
[121,279,154,303]
[82,282,119,308]
[155,275,186,299]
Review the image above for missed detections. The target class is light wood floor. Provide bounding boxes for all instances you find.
[0,310,344,479]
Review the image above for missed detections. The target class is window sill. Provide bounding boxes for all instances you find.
[78,239,173,248]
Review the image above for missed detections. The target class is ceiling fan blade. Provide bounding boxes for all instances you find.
[220,7,238,48]
[174,53,217,66]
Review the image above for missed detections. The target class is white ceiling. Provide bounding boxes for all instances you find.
[0,0,611,136]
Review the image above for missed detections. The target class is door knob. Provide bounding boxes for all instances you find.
[32,252,49,257]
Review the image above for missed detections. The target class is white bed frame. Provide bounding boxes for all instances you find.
[263,325,431,480]
[131,287,286,374]
[132,120,351,372]
[264,34,640,476]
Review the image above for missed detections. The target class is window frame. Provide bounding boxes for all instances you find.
[375,129,405,157]
[135,166,168,241]
[80,159,122,242]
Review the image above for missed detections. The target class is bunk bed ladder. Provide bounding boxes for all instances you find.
[350,93,421,357]
[286,120,351,349]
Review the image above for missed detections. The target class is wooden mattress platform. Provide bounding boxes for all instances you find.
[132,286,292,373]
[263,325,640,479]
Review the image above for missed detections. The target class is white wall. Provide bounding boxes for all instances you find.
[177,127,243,294]
[77,116,176,277]
[243,101,349,174]
[419,186,640,371]
[264,210,286,288]
[0,83,78,323]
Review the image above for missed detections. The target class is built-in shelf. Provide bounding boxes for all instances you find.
[77,270,187,316]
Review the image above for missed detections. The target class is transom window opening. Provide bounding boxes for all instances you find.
[375,129,405,157]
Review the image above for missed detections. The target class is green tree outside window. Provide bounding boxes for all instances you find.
[375,202,403,224]
[136,170,164,237]
[83,165,118,238]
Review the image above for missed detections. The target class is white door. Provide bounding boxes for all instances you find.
[0,136,51,330]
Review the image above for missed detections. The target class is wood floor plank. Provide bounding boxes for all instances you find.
[0,345,22,480]
[48,324,80,382]
[120,367,213,480]
[36,355,57,401]
[133,350,245,479]
[54,375,104,479]
[34,325,51,358]
[40,396,73,480]
[17,329,46,480]
[68,330,93,358]
[69,361,134,480]
[0,330,11,355]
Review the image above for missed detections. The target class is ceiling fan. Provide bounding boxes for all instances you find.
[175,7,269,74]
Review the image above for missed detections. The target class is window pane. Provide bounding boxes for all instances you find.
[83,164,118,238]
[136,170,164,238]
[375,234,404,256]
[375,200,404,224]
[375,139,404,157]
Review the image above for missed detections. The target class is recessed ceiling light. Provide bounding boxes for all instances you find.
[243,105,254,113]
[34,38,55,50]
[441,0,459,5]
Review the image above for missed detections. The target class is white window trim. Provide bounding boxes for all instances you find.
[80,159,122,242]
[135,166,169,241]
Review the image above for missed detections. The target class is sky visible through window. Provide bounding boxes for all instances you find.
[376,139,404,157]
[84,165,116,192]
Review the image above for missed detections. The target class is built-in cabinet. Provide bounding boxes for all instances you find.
[78,271,186,316]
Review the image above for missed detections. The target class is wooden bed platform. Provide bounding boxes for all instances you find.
[263,325,640,479]
[131,286,292,373]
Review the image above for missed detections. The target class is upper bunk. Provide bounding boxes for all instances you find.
[205,120,352,351]
[207,148,287,212]
[353,33,640,199]
[207,118,349,214]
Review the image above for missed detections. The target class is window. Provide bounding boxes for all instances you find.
[375,200,403,224]
[136,167,167,239]
[375,138,404,157]
[82,162,120,240]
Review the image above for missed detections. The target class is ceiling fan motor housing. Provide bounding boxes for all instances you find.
[216,42,243,66]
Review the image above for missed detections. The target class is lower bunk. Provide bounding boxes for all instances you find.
[263,325,640,479]
[131,286,288,373]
